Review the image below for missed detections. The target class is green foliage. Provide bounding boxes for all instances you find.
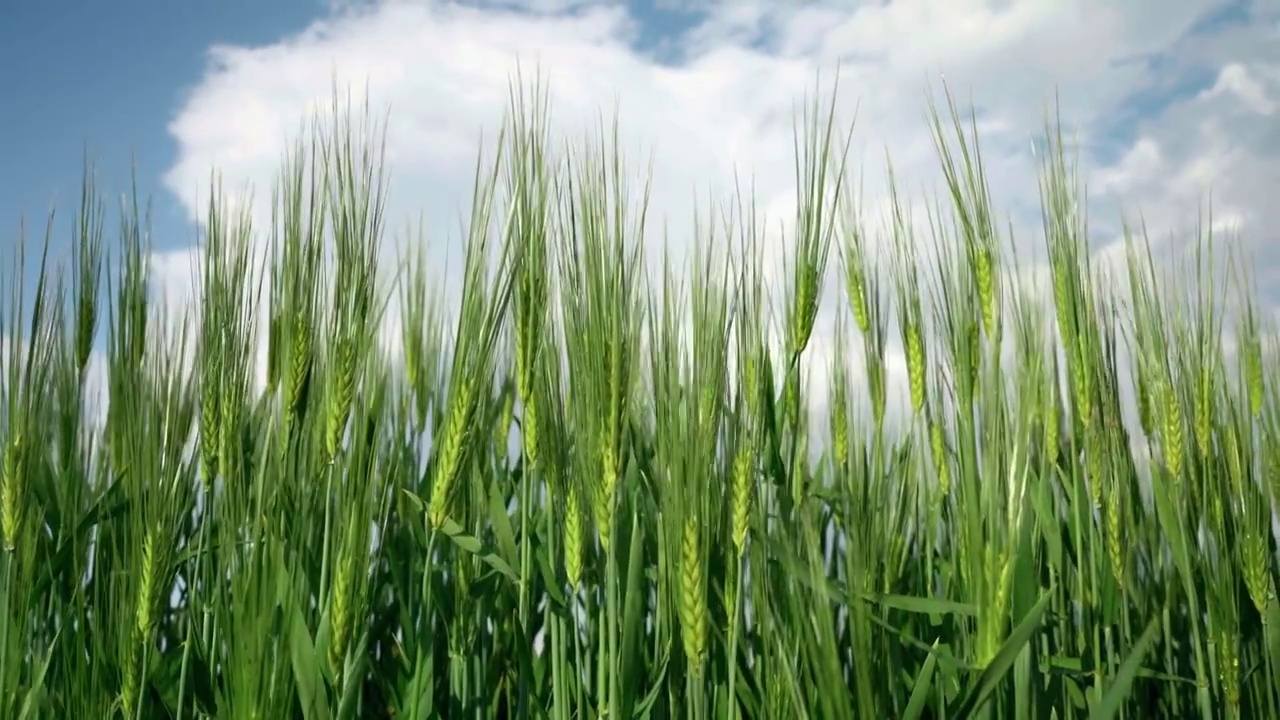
[1,72,1278,720]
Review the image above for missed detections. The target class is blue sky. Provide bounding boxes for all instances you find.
[1,1,1270,260]
[0,0,325,261]
[0,0,1277,423]
[0,0,713,278]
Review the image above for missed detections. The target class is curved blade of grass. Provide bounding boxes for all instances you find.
[1089,612,1162,720]
[336,629,371,720]
[1267,598,1280,698]
[633,645,671,719]
[439,517,520,585]
[903,639,940,720]
[16,629,57,720]
[400,488,520,584]
[486,476,520,573]
[870,593,978,618]
[286,583,331,720]
[618,510,647,720]
[953,585,1054,719]
[274,542,330,720]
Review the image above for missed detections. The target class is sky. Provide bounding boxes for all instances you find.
[1,0,1279,431]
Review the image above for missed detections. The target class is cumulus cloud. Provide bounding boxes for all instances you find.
[151,0,1280,439]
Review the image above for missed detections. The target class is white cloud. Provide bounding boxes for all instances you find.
[1204,62,1278,115]
[152,0,1280,438]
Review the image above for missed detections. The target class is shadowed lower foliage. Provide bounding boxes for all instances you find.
[1,72,1279,720]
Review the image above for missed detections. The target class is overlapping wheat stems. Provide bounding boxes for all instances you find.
[553,105,649,720]
[783,83,852,506]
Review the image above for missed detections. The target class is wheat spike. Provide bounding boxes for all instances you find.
[1162,375,1184,481]
[135,527,158,637]
[906,320,926,414]
[522,398,540,470]
[288,315,313,422]
[329,555,352,680]
[217,376,238,483]
[494,382,514,454]
[975,245,995,334]
[1106,485,1125,590]
[1245,336,1264,417]
[1085,425,1104,510]
[731,442,753,555]
[595,439,617,554]
[0,431,24,553]
[564,484,583,590]
[429,378,472,529]
[930,415,950,498]
[1217,628,1241,711]
[831,397,848,475]
[199,361,221,487]
[1242,529,1275,619]
[326,335,358,461]
[849,266,870,336]
[679,514,707,676]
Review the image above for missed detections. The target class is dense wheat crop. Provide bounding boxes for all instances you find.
[1,75,1279,719]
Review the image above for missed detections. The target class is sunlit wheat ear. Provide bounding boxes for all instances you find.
[514,302,543,444]
[1084,426,1104,510]
[1160,374,1185,481]
[326,335,358,461]
[830,383,849,473]
[199,362,220,487]
[328,556,352,680]
[135,527,159,637]
[679,514,706,676]
[1245,338,1264,417]
[790,267,819,359]
[1136,370,1154,437]
[978,545,1012,665]
[288,315,313,424]
[1044,385,1060,470]
[521,397,540,470]
[1216,627,1241,710]
[1242,527,1274,619]
[1106,484,1126,590]
[975,245,995,335]
[0,430,24,553]
[595,436,617,554]
[906,319,926,415]
[1071,348,1093,428]
[929,410,950,498]
[731,442,753,555]
[217,376,239,482]
[564,484,583,591]
[119,654,140,720]
[848,260,870,336]
[428,378,471,530]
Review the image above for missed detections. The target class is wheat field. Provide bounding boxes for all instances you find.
[1,75,1278,719]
